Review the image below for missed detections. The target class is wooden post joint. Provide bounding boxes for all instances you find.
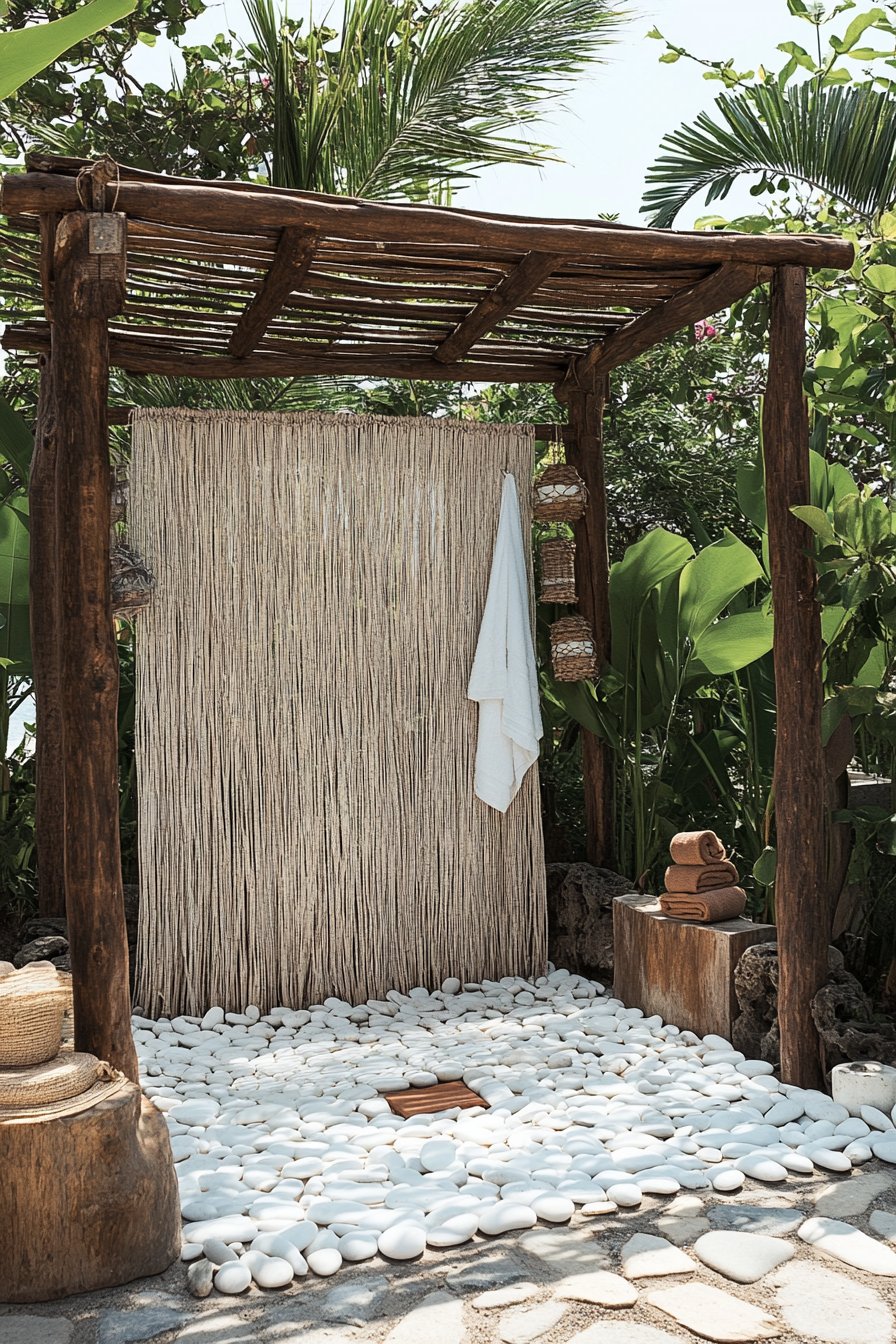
[229,226,319,359]
[435,251,562,364]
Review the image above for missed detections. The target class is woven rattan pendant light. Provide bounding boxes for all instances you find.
[539,538,577,604]
[533,462,587,522]
[550,615,597,681]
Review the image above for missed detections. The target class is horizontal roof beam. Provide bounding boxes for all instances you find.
[228,227,318,359]
[2,172,855,270]
[434,251,562,363]
[561,261,770,392]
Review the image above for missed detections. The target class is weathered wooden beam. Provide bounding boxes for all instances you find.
[763,264,827,1091]
[2,172,856,270]
[3,327,568,383]
[558,262,768,395]
[434,251,561,363]
[228,227,318,359]
[565,376,616,869]
[30,352,66,919]
[53,205,138,1082]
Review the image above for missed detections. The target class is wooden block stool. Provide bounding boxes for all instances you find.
[0,1083,180,1302]
[613,893,777,1041]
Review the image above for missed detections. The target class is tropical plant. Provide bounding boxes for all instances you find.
[0,0,137,103]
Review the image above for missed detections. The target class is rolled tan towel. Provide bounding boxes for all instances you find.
[664,860,739,893]
[659,886,746,923]
[669,830,727,865]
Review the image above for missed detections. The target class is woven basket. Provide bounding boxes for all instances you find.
[0,1052,103,1107]
[0,962,67,1067]
[550,615,598,682]
[533,463,587,522]
[540,538,577,604]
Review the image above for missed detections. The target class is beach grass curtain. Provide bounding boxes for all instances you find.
[129,410,547,1016]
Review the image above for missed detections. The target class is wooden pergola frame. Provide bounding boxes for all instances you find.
[1,155,855,1092]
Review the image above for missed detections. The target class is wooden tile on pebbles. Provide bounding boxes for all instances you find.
[381,1291,466,1344]
[799,1216,896,1274]
[620,1234,696,1279]
[554,1270,638,1307]
[692,1230,794,1282]
[647,1282,783,1342]
[772,1262,895,1344]
[497,1302,567,1344]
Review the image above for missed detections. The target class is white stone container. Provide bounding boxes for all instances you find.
[831,1061,896,1117]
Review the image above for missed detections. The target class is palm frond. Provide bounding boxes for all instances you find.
[243,0,626,199]
[642,82,896,228]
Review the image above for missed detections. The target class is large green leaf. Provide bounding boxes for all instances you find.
[691,609,775,676]
[642,80,895,228]
[0,0,137,99]
[0,396,34,483]
[609,528,694,672]
[0,494,30,673]
[678,530,765,645]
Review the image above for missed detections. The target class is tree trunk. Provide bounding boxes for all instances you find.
[763,264,827,1090]
[0,1085,180,1302]
[53,207,137,1081]
[30,353,66,918]
[565,378,616,870]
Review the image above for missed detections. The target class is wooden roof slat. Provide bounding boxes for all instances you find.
[228,227,318,359]
[435,251,562,364]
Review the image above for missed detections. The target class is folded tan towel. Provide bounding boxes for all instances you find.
[664,860,739,893]
[670,830,727,865]
[659,886,746,923]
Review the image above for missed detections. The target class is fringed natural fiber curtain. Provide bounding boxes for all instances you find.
[130,410,546,1016]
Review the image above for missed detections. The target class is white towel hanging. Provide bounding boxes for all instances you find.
[467,473,543,812]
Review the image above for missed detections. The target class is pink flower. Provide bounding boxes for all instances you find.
[694,321,706,341]
[262,76,271,88]
[706,393,715,403]
[705,324,717,338]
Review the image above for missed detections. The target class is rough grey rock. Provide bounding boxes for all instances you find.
[733,942,845,1065]
[321,1275,389,1324]
[446,1257,528,1290]
[21,916,67,940]
[13,935,69,968]
[812,967,896,1068]
[98,1309,187,1344]
[0,1319,73,1344]
[186,1259,214,1298]
[707,1205,805,1237]
[546,863,634,984]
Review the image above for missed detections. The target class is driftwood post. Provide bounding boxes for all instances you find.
[51,166,137,1080]
[564,377,616,869]
[30,347,66,918]
[764,264,827,1090]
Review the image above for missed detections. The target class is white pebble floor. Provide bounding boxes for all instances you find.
[136,966,896,1294]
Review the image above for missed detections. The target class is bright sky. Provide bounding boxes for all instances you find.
[129,0,820,226]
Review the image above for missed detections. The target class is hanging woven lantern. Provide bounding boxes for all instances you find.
[110,542,155,617]
[550,615,597,682]
[533,463,587,522]
[539,538,577,604]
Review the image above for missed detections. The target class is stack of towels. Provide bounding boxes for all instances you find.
[658,830,746,923]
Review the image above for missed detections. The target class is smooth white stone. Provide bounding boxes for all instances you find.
[306,1247,343,1276]
[803,1095,850,1124]
[604,1183,642,1208]
[800,1216,896,1275]
[734,1154,788,1182]
[182,1215,257,1244]
[736,1060,775,1077]
[693,1230,794,1283]
[213,1262,252,1294]
[419,1139,457,1171]
[621,1234,696,1279]
[710,1169,745,1193]
[636,1175,681,1195]
[243,1250,293,1287]
[479,1203,538,1235]
[861,1104,895,1132]
[531,1194,575,1222]
[279,1222,318,1252]
[339,1232,379,1260]
[200,1007,225,1030]
[251,1234,308,1274]
[180,1243,204,1262]
[426,1214,479,1246]
[764,1099,804,1126]
[378,1223,427,1259]
[844,1141,874,1164]
[441,978,462,995]
[812,1149,853,1173]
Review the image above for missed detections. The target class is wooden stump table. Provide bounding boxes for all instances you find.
[0,1082,180,1302]
[613,893,777,1041]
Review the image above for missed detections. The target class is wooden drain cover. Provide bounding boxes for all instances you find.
[385,1080,482,1117]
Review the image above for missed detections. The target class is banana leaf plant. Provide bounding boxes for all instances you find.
[0,0,136,100]
[545,526,773,887]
